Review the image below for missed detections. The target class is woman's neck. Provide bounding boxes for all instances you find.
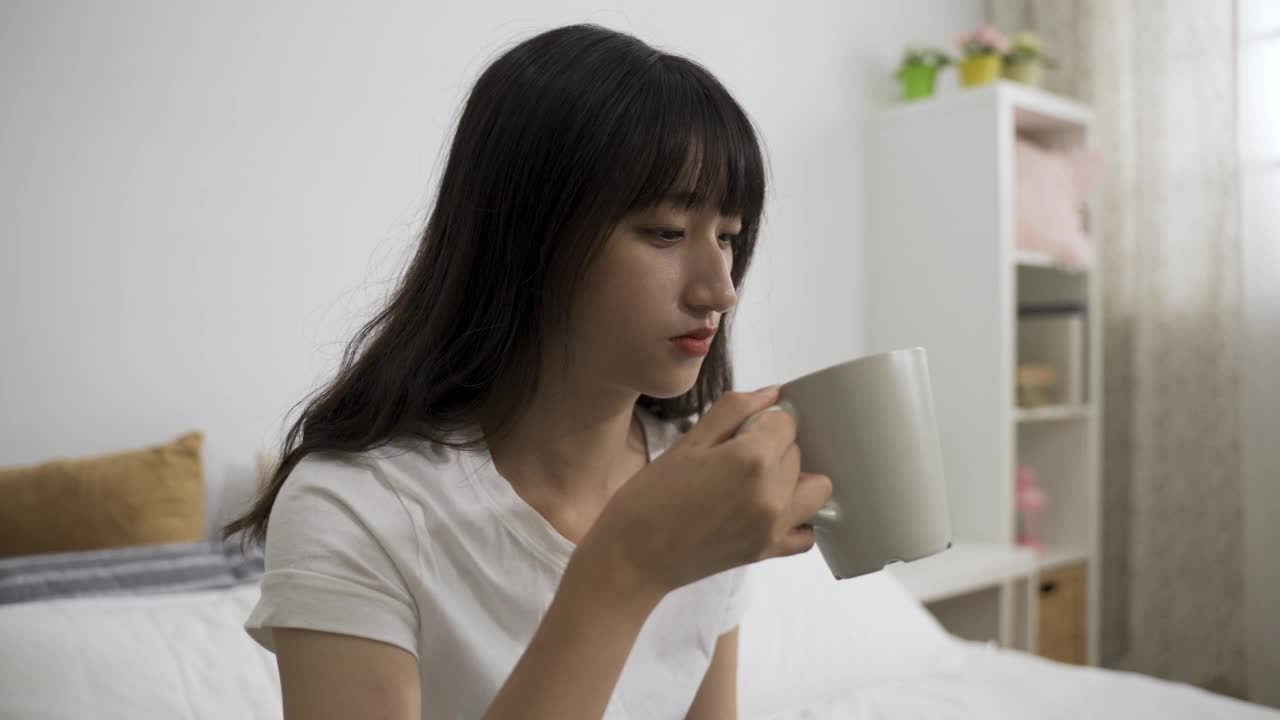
[484,377,648,507]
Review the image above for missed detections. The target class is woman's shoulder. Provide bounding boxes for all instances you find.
[261,440,473,578]
[271,438,469,529]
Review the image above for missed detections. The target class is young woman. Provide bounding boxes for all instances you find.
[225,23,831,720]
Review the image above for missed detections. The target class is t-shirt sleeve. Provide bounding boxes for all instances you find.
[244,455,420,659]
[719,564,755,636]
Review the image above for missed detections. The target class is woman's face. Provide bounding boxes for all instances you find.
[563,198,741,399]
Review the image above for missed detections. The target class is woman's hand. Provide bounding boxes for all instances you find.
[575,386,833,597]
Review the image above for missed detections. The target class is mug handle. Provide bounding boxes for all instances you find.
[733,400,842,530]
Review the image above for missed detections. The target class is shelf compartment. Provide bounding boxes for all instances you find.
[1015,421,1093,554]
[1015,405,1092,423]
[1016,302,1089,406]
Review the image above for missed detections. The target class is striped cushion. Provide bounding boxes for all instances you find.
[0,539,263,605]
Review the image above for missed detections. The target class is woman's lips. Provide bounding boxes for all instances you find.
[671,336,712,356]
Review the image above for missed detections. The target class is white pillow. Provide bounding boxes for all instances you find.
[0,585,281,720]
[737,547,966,717]
[204,449,275,541]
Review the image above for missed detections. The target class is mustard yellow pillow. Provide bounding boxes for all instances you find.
[0,432,205,558]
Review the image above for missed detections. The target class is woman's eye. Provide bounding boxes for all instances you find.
[645,227,739,246]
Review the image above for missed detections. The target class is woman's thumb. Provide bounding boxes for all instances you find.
[684,385,781,448]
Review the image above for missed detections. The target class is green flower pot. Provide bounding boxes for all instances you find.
[1004,59,1045,87]
[898,64,939,101]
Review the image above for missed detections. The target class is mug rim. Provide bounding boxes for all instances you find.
[779,346,926,389]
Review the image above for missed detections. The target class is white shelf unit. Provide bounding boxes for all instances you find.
[1037,543,1091,573]
[866,81,1102,665]
[1015,405,1092,423]
[1015,249,1057,268]
[887,541,1039,652]
[888,541,1036,603]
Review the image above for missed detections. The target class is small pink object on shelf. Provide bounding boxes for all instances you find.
[1015,465,1047,553]
[1014,139,1103,271]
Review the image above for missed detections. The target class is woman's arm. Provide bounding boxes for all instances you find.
[489,388,811,720]
[274,628,421,720]
[272,547,659,720]
[482,545,665,719]
[684,629,739,720]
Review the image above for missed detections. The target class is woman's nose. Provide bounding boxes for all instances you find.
[684,234,737,314]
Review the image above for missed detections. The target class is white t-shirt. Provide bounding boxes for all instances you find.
[245,406,752,720]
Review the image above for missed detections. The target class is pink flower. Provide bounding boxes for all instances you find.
[958,23,1011,55]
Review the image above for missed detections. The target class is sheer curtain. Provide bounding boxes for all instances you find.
[987,0,1249,698]
[1238,0,1280,708]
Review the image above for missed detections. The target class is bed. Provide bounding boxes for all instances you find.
[0,544,1274,719]
[736,548,1277,720]
[758,645,1277,719]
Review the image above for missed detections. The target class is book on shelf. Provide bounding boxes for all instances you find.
[1016,303,1087,406]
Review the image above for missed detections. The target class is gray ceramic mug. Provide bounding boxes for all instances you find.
[735,347,952,580]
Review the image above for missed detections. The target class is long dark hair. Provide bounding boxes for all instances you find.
[224,23,768,547]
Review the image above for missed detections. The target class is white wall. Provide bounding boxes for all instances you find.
[0,1,982,533]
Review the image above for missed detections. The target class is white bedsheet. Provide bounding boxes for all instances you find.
[749,640,1279,720]
[0,560,1275,720]
[0,584,281,720]
[738,550,1278,720]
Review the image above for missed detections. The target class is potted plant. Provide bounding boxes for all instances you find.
[1003,31,1055,87]
[956,23,1010,88]
[896,46,951,101]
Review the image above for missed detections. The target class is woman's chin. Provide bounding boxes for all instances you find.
[645,373,701,400]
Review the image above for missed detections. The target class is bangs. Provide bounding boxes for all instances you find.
[616,56,766,224]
